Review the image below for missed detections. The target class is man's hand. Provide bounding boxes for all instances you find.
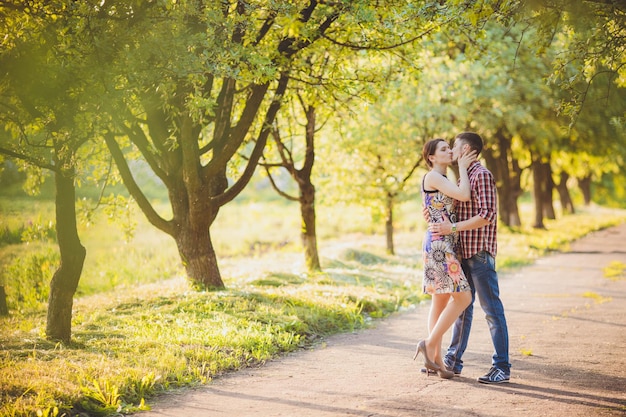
[429,213,453,237]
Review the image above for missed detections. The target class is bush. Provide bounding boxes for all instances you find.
[0,225,22,246]
[3,249,58,313]
[0,220,56,247]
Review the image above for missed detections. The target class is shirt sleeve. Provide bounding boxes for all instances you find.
[474,170,497,224]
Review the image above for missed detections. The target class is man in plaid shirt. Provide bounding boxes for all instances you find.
[429,132,511,384]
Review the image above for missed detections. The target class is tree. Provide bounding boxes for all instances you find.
[519,0,626,121]
[96,1,501,287]
[561,78,626,207]
[0,0,102,341]
[320,74,442,254]
[91,1,350,288]
[511,2,626,213]
[261,33,395,270]
[263,98,321,271]
[482,128,525,227]
[0,286,7,316]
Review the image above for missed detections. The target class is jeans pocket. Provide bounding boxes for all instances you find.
[471,251,496,269]
[473,251,488,264]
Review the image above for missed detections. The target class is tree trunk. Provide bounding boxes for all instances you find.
[175,227,223,289]
[504,148,523,227]
[385,194,394,255]
[0,286,8,316]
[46,170,86,343]
[265,102,323,273]
[578,175,592,205]
[502,190,522,227]
[172,188,224,289]
[300,181,321,272]
[299,105,321,272]
[483,130,523,227]
[531,155,546,229]
[542,161,556,220]
[556,171,575,214]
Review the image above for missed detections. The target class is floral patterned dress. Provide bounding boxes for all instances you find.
[422,177,471,294]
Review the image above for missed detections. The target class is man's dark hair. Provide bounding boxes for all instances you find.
[455,132,483,155]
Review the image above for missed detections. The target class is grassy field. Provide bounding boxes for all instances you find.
[1,194,625,417]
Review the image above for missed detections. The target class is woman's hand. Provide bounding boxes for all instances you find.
[457,150,477,170]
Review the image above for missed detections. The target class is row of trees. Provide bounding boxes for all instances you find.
[1,0,624,342]
[321,17,626,254]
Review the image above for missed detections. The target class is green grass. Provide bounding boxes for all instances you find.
[1,196,625,417]
[1,260,420,416]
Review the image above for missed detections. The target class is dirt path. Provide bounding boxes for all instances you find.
[138,224,626,417]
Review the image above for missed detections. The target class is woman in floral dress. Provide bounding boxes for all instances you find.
[413,138,475,378]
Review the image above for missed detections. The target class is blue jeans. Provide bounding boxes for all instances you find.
[445,251,510,374]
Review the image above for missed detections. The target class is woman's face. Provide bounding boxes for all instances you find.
[431,141,453,166]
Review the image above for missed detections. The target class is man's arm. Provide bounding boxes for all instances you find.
[429,169,496,236]
[429,213,490,236]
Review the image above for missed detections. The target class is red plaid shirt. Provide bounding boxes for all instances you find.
[457,161,498,259]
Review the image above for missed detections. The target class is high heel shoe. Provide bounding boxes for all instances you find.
[436,368,455,379]
[413,340,440,372]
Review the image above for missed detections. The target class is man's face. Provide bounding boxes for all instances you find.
[451,139,465,163]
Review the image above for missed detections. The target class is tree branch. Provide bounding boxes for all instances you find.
[214,71,291,206]
[104,132,174,235]
[211,77,236,157]
[0,146,56,172]
[298,96,316,177]
[263,164,298,202]
[271,127,297,178]
[179,113,203,195]
[321,23,442,51]
[253,12,276,46]
[116,119,173,189]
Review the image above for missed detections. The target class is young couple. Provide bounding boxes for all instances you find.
[413,132,511,384]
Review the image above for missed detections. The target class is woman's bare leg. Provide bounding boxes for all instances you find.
[427,293,451,364]
[426,291,472,367]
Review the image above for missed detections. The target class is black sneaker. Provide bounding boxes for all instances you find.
[477,367,510,384]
